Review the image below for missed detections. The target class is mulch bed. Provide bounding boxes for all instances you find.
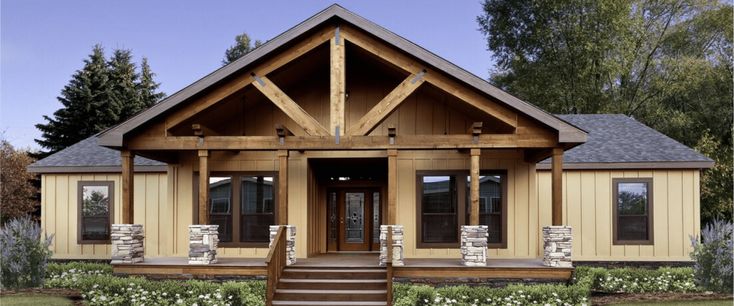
[591,291,733,305]
[0,288,86,306]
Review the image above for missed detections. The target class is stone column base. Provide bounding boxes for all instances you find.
[270,225,296,265]
[461,225,488,266]
[189,225,219,265]
[111,224,144,264]
[379,225,404,266]
[543,225,572,267]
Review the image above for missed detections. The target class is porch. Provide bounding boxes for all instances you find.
[112,254,573,281]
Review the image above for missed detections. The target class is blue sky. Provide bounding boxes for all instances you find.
[1,0,496,150]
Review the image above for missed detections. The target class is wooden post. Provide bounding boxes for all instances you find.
[121,150,134,224]
[330,27,345,136]
[278,150,289,224]
[470,149,481,225]
[551,147,564,225]
[198,150,209,225]
[387,149,398,225]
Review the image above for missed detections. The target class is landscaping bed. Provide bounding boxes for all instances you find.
[0,288,84,306]
[591,292,733,305]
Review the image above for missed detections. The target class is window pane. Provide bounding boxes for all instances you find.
[421,175,457,243]
[616,182,649,241]
[240,176,275,242]
[466,175,503,244]
[209,176,232,242]
[617,183,648,215]
[81,185,110,241]
[373,192,381,244]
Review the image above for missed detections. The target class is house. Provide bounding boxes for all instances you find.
[28,4,713,304]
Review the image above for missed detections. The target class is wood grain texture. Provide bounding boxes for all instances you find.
[348,72,425,136]
[252,75,330,136]
[197,150,209,224]
[121,150,134,224]
[330,34,345,136]
[551,147,563,225]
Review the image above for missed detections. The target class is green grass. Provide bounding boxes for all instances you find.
[614,299,734,306]
[0,295,75,306]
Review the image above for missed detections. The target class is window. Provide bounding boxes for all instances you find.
[418,174,461,246]
[466,172,507,248]
[195,173,277,247]
[78,181,114,244]
[613,178,653,245]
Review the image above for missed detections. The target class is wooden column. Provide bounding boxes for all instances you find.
[330,27,345,136]
[551,147,564,225]
[278,150,289,224]
[121,150,134,224]
[469,149,481,225]
[387,149,398,224]
[198,150,209,225]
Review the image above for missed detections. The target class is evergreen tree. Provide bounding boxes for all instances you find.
[35,45,115,156]
[223,32,263,65]
[137,57,165,110]
[108,49,140,121]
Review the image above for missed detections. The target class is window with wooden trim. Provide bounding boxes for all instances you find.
[466,172,507,248]
[196,173,277,247]
[78,181,114,244]
[613,178,653,245]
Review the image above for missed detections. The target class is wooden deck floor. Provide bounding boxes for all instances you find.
[113,254,573,280]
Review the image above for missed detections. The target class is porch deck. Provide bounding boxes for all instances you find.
[112,254,573,281]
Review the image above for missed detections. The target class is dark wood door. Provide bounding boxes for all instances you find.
[329,188,381,251]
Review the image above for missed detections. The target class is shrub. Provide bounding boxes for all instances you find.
[588,267,697,293]
[45,264,265,306]
[0,216,54,289]
[690,219,733,293]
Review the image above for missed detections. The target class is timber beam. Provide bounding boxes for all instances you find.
[251,74,330,136]
[126,134,558,151]
[470,122,483,143]
[192,124,218,137]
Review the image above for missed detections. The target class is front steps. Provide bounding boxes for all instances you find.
[271,266,388,306]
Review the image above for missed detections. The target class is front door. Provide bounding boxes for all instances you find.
[328,188,381,251]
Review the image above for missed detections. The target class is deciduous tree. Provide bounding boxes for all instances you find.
[0,141,38,222]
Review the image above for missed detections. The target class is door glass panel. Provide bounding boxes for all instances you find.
[328,191,338,243]
[345,192,364,243]
[373,192,380,244]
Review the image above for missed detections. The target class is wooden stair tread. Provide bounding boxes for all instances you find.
[283,268,385,272]
[280,278,386,283]
[272,301,387,306]
[276,289,387,294]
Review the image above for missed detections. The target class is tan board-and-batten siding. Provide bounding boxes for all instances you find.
[536,169,700,261]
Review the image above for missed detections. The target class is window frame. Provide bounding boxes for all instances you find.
[77,181,115,244]
[415,170,509,249]
[612,178,654,245]
[194,171,278,248]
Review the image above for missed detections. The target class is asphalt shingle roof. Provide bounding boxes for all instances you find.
[541,114,713,165]
[27,114,713,173]
[27,135,164,172]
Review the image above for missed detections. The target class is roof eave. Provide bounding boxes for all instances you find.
[536,161,715,170]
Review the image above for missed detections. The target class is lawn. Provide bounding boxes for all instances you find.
[0,294,75,306]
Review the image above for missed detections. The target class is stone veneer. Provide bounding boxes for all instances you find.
[543,226,573,267]
[379,225,404,266]
[111,224,144,264]
[269,225,296,266]
[189,225,219,265]
[461,225,488,266]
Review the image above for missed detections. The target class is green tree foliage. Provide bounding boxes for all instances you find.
[0,140,38,223]
[223,32,263,65]
[35,45,165,157]
[478,0,733,223]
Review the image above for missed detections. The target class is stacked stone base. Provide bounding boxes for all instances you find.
[379,225,404,266]
[461,225,488,266]
[189,225,219,265]
[543,226,572,267]
[269,225,296,265]
[111,224,144,264]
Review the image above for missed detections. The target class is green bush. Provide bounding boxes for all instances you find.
[45,263,265,305]
[0,216,54,289]
[393,266,698,305]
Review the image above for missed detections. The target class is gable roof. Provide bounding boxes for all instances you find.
[97,4,586,147]
[29,114,712,174]
[27,135,166,173]
[537,114,714,169]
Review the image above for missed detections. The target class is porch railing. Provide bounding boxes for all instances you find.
[386,225,394,306]
[265,226,286,306]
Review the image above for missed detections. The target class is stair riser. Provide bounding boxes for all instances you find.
[281,271,386,279]
[274,293,387,301]
[278,282,386,290]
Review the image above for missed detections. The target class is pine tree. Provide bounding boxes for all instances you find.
[35,45,115,156]
[223,32,263,65]
[137,57,165,110]
[108,49,140,121]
